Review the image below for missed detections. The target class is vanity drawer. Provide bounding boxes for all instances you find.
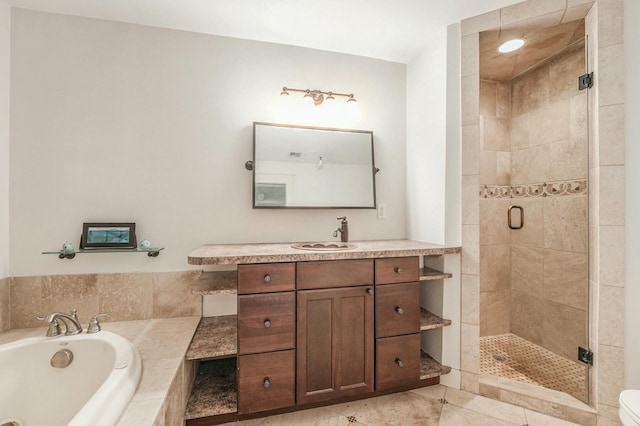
[375,282,420,338]
[238,292,295,355]
[238,350,295,414]
[376,334,420,391]
[375,257,419,285]
[297,259,373,290]
[238,262,295,294]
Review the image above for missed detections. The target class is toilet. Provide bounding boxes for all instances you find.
[620,390,640,425]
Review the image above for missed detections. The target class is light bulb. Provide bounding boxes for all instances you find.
[498,38,525,53]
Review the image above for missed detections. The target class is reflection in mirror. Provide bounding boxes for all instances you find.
[253,122,377,208]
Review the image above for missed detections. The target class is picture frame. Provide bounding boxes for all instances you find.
[80,222,137,249]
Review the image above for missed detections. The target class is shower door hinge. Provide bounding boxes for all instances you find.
[578,347,593,365]
[578,72,593,90]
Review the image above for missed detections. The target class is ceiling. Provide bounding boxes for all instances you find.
[6,0,524,64]
[480,19,586,81]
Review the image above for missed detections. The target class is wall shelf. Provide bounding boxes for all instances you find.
[420,351,451,380]
[184,358,237,420]
[420,308,452,331]
[42,247,164,259]
[191,271,238,295]
[419,266,452,281]
[186,315,237,361]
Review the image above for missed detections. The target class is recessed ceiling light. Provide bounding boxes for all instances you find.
[498,38,525,53]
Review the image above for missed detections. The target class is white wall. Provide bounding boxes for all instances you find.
[406,29,448,244]
[624,0,640,389]
[0,0,9,279]
[9,9,407,276]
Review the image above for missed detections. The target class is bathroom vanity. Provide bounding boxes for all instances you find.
[184,240,460,425]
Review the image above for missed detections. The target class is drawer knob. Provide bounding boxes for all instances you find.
[395,306,404,315]
[263,378,270,388]
[264,319,271,328]
[263,274,272,283]
[395,358,404,368]
[395,267,404,274]
[366,288,374,296]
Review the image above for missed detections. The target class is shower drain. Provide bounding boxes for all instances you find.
[492,353,507,362]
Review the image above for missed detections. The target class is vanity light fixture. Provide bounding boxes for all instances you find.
[498,38,525,53]
[280,87,357,106]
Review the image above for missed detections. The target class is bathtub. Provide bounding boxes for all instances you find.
[0,330,141,426]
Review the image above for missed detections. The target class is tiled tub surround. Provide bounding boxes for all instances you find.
[8,270,202,329]
[461,0,626,425]
[0,276,9,333]
[0,316,200,426]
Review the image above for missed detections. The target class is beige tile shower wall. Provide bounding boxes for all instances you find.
[0,277,9,332]
[587,0,626,420]
[508,46,589,361]
[479,80,511,337]
[460,28,481,394]
[9,271,202,329]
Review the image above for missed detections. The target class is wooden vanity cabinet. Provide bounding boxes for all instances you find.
[374,256,421,391]
[296,260,375,405]
[185,244,459,424]
[237,263,296,415]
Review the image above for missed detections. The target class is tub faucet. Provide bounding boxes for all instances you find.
[37,309,83,336]
[333,216,349,242]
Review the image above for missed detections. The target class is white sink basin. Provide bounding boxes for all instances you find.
[291,242,357,251]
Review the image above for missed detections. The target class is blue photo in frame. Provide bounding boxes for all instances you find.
[80,222,137,249]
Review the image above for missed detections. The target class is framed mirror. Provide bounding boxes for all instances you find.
[252,122,377,209]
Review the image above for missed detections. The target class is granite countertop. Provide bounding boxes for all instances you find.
[0,316,200,426]
[188,239,461,265]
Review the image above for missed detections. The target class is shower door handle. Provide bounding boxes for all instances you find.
[508,205,524,230]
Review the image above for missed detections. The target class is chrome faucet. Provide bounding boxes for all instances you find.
[333,216,349,242]
[37,309,83,336]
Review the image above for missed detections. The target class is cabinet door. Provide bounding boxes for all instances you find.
[238,292,295,355]
[375,282,420,338]
[238,350,295,414]
[238,262,295,294]
[376,334,420,391]
[296,286,374,405]
[374,257,419,284]
[297,259,373,290]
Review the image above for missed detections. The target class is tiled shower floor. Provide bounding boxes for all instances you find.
[480,333,587,402]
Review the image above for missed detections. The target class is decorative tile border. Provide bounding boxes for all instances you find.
[480,179,588,199]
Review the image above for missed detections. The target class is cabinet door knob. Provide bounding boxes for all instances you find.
[264,319,271,328]
[366,288,374,295]
[395,267,404,274]
[263,274,272,283]
[395,358,404,368]
[395,306,404,315]
[263,378,270,388]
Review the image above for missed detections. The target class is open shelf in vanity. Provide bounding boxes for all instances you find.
[183,241,460,425]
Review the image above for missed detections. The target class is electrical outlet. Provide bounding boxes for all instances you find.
[377,204,386,219]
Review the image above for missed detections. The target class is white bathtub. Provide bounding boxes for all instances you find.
[0,330,141,426]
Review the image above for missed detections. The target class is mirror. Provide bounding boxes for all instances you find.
[252,122,377,208]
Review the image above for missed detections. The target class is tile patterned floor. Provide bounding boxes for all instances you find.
[220,385,583,425]
[480,333,587,402]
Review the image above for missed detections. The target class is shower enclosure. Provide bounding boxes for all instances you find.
[478,20,590,403]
